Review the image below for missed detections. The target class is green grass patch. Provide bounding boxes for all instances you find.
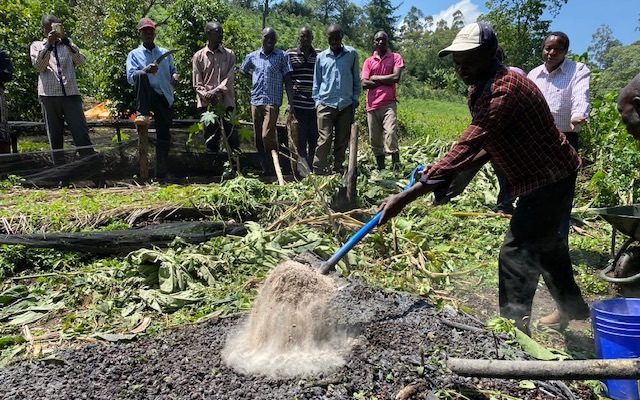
[397,98,470,141]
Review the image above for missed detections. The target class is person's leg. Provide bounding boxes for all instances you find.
[40,96,66,165]
[368,108,385,170]
[313,104,335,175]
[262,105,279,152]
[150,92,173,178]
[382,102,400,170]
[558,132,579,244]
[0,93,10,154]
[63,96,95,157]
[332,104,352,174]
[132,72,153,118]
[287,111,302,175]
[252,105,270,175]
[300,107,318,167]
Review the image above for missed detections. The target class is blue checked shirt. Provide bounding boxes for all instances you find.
[126,44,177,106]
[312,45,360,111]
[241,48,292,106]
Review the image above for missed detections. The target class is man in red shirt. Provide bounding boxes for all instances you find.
[361,31,404,171]
[378,22,589,334]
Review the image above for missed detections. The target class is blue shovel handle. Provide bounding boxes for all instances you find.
[319,165,425,274]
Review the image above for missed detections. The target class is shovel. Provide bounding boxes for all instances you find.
[318,165,425,275]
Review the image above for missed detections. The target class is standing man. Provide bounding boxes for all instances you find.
[312,24,360,175]
[30,14,95,165]
[241,27,294,176]
[361,31,404,171]
[378,23,589,335]
[0,48,12,154]
[286,26,318,176]
[528,32,590,245]
[192,21,238,155]
[126,17,178,178]
[617,73,640,139]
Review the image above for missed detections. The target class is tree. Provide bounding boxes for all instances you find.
[451,10,465,30]
[481,0,568,72]
[592,42,640,98]
[587,25,622,69]
[272,0,313,17]
[399,6,425,42]
[362,0,400,44]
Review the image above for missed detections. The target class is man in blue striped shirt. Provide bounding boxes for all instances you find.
[286,27,318,176]
[241,27,294,176]
[312,24,360,175]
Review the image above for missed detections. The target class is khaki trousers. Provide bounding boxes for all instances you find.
[367,102,398,156]
[313,104,352,174]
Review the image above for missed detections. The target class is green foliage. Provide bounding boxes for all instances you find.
[592,42,640,98]
[0,0,75,120]
[580,91,640,206]
[396,98,469,142]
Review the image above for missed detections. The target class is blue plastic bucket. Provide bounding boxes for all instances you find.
[592,299,640,400]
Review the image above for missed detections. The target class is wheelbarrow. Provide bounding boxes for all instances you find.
[591,205,640,294]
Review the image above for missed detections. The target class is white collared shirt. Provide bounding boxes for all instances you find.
[528,58,591,132]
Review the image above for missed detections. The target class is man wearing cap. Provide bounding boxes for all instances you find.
[240,27,294,176]
[617,73,640,140]
[192,21,238,155]
[378,22,589,334]
[286,26,318,176]
[126,17,179,178]
[30,14,96,165]
[361,31,404,171]
[312,24,360,175]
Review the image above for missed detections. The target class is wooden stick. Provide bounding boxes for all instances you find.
[447,358,640,380]
[271,149,285,186]
[345,124,358,208]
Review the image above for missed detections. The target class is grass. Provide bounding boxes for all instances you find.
[397,98,470,141]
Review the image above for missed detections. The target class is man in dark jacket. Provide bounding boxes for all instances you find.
[618,73,640,139]
[378,22,589,335]
[0,49,12,154]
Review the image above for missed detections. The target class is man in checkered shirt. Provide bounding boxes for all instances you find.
[30,14,95,165]
[241,27,294,177]
[378,22,589,335]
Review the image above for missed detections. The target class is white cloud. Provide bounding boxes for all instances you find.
[428,0,482,29]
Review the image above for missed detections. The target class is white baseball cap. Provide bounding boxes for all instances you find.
[438,22,497,57]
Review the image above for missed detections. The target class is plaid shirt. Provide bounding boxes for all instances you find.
[30,39,85,97]
[241,48,292,106]
[528,58,591,133]
[426,64,580,198]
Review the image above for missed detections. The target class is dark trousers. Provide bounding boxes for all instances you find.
[133,72,172,153]
[196,107,239,153]
[293,107,318,168]
[40,95,95,165]
[498,173,588,328]
[559,131,579,245]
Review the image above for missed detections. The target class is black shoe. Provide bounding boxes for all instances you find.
[375,155,385,171]
[391,152,401,172]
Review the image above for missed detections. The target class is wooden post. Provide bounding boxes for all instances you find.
[345,124,359,207]
[271,149,285,186]
[137,123,149,180]
[447,358,640,380]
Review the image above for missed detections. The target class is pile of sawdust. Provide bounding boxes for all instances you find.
[222,260,352,378]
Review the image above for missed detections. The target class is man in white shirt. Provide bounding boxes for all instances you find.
[528,31,590,329]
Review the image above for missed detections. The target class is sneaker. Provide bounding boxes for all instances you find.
[135,115,152,126]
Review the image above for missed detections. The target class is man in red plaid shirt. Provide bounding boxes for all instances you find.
[379,22,589,335]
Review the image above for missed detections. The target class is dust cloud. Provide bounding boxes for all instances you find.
[222,260,351,378]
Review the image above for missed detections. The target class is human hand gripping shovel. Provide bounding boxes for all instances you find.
[318,165,447,274]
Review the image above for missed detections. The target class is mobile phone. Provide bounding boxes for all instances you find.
[51,23,64,35]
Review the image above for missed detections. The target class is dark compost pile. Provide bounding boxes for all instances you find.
[0,280,589,400]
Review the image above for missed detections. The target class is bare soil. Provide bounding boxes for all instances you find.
[0,279,592,400]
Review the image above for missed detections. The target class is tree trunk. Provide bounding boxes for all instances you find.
[345,124,358,207]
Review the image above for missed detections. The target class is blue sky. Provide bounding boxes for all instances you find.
[355,0,639,55]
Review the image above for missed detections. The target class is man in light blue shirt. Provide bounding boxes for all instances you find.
[241,27,293,177]
[312,24,360,175]
[126,17,178,178]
